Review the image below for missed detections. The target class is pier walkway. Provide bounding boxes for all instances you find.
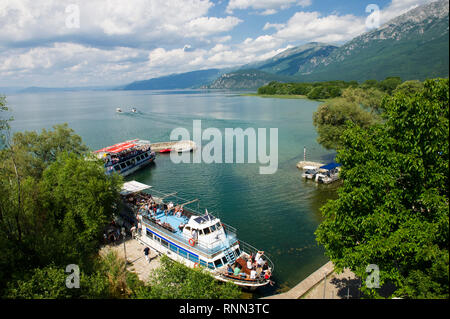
[296,161,324,169]
[100,237,161,283]
[150,140,196,152]
[263,262,359,299]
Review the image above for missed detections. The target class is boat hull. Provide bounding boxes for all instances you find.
[136,223,270,290]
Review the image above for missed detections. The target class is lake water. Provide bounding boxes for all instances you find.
[6,89,338,296]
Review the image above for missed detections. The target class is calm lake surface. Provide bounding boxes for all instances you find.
[6,89,338,296]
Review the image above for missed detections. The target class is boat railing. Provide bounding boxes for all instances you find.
[142,215,238,257]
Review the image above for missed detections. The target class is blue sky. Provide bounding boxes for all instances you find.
[0,0,436,87]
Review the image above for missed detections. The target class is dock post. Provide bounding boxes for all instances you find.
[303,146,306,161]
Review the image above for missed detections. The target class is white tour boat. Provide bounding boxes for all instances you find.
[94,140,156,176]
[121,181,275,290]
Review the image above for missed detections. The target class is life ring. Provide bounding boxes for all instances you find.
[193,262,199,268]
[189,238,195,246]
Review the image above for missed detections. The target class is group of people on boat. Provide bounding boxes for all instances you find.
[130,192,188,234]
[104,144,151,167]
[227,251,273,284]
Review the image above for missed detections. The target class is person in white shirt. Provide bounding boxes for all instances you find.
[250,269,257,279]
[255,251,264,261]
[247,259,253,270]
[257,257,265,267]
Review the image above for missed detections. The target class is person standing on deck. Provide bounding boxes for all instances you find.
[144,247,150,263]
[130,224,137,239]
[255,251,264,261]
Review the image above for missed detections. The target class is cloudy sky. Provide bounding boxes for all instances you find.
[0,0,436,87]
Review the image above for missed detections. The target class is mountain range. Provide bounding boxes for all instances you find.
[16,0,449,92]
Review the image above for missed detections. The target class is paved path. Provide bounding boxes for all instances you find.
[100,237,161,283]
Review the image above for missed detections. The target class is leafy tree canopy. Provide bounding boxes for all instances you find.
[134,255,241,299]
[315,78,449,299]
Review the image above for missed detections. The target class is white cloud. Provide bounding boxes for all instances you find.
[274,11,366,43]
[184,16,243,37]
[226,0,311,14]
[263,22,285,31]
[0,0,237,47]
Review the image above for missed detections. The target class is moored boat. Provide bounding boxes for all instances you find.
[159,148,172,153]
[301,165,319,179]
[94,139,156,176]
[121,181,275,290]
[116,107,123,113]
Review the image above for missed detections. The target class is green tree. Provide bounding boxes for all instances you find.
[0,124,122,294]
[341,87,387,114]
[312,98,376,150]
[393,80,424,96]
[38,152,123,266]
[6,123,88,179]
[315,78,449,298]
[134,255,241,299]
[0,95,13,146]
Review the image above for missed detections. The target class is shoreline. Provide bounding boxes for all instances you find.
[241,93,308,99]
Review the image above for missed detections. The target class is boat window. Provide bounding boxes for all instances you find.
[179,249,187,258]
[161,238,168,248]
[235,247,241,256]
[203,227,211,235]
[221,257,228,265]
[215,222,222,230]
[114,165,120,171]
[213,259,223,268]
[126,161,131,166]
[169,244,178,254]
[198,229,204,236]
[144,153,149,158]
[189,254,199,263]
[184,226,191,232]
[146,229,153,238]
[210,224,216,232]
[120,163,126,169]
[207,262,214,270]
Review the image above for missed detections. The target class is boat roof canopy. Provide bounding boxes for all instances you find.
[120,181,152,196]
[94,139,151,154]
[319,162,342,170]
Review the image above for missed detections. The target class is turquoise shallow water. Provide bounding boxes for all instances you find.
[6,89,338,296]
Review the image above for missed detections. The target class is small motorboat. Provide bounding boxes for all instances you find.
[131,107,137,113]
[159,148,172,153]
[116,107,123,113]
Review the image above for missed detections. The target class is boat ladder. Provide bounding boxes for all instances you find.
[223,246,236,264]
